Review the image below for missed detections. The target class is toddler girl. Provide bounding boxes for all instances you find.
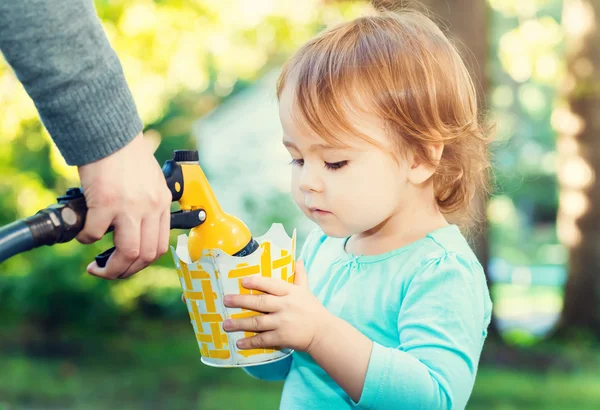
[221,8,493,410]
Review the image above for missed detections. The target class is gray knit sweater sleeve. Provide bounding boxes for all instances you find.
[0,0,143,166]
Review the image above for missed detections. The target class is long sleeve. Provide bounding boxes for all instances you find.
[0,0,142,166]
[354,253,492,410]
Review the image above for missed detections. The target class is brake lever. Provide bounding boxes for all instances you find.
[95,209,207,269]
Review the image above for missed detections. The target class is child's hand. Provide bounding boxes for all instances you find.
[221,260,333,353]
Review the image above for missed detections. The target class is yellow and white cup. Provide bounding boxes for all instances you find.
[171,223,296,367]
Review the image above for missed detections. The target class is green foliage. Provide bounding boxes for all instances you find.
[503,328,543,346]
[487,0,566,267]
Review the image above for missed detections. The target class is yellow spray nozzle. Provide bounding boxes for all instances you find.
[164,150,257,261]
[179,163,254,261]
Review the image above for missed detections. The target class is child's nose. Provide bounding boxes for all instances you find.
[298,167,323,193]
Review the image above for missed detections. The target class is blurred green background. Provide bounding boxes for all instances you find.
[1,0,600,409]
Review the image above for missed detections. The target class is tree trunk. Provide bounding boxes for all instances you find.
[554,0,600,339]
[416,0,500,339]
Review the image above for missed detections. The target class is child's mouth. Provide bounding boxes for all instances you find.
[310,208,332,216]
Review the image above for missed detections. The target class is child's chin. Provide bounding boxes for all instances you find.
[317,223,350,239]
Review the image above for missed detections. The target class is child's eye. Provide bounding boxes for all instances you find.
[289,158,304,167]
[324,161,348,171]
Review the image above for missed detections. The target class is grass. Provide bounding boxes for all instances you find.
[0,320,282,410]
[0,319,599,410]
[469,369,600,410]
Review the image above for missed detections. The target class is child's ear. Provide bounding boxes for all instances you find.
[408,143,444,185]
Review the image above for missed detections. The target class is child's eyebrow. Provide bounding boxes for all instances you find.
[282,139,348,152]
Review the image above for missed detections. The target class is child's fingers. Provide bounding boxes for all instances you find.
[242,275,290,296]
[236,330,278,350]
[223,314,277,333]
[223,293,280,312]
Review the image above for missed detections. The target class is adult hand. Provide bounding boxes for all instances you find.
[76,132,172,279]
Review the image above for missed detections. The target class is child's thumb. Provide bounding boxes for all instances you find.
[293,259,308,288]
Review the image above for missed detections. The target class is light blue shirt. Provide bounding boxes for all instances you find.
[243,224,493,409]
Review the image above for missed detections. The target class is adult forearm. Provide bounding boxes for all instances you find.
[0,0,142,166]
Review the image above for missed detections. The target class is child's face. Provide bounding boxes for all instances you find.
[279,85,413,238]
